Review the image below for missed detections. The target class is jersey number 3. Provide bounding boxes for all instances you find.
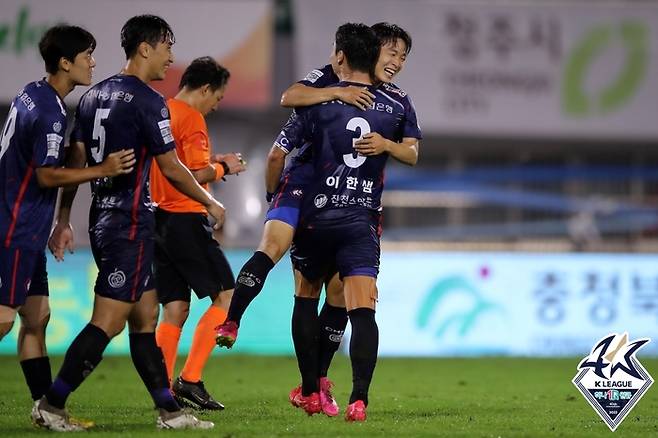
[343,117,369,169]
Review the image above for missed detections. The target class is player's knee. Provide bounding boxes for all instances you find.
[162,302,189,327]
[213,289,233,310]
[20,311,50,334]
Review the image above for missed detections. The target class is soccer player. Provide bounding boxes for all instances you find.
[34,15,223,431]
[275,22,422,421]
[0,24,134,418]
[215,22,419,416]
[283,22,418,416]
[150,56,245,410]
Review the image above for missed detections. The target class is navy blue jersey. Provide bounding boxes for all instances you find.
[298,64,338,88]
[0,80,67,250]
[274,81,422,224]
[72,74,175,240]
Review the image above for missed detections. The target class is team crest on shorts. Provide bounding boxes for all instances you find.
[572,333,653,431]
[108,269,126,289]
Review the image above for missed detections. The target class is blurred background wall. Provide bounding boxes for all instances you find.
[1,0,657,356]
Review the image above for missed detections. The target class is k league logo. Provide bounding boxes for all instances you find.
[573,333,653,431]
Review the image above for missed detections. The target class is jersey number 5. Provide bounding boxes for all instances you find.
[91,108,111,163]
[344,117,369,169]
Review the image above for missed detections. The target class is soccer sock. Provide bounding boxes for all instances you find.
[317,302,348,378]
[291,296,320,396]
[348,308,379,406]
[20,356,52,401]
[155,321,182,385]
[130,333,179,412]
[46,323,110,409]
[180,306,228,383]
[226,251,275,325]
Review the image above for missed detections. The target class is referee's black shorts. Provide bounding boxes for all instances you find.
[154,208,236,304]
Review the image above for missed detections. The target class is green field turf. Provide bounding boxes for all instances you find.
[1,355,657,437]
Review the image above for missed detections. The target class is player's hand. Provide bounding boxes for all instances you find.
[207,200,226,230]
[353,132,390,156]
[212,152,246,175]
[335,86,375,110]
[101,149,136,176]
[48,221,74,262]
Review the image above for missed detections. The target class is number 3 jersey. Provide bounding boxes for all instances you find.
[72,74,175,240]
[0,80,67,250]
[275,81,421,226]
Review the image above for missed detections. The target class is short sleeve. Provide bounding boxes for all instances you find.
[297,64,339,89]
[140,94,176,156]
[32,109,66,168]
[402,95,423,140]
[181,131,210,170]
[274,108,310,154]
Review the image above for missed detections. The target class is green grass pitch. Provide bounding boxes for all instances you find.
[1,355,657,437]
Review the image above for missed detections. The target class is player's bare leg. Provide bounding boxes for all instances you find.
[216,219,294,347]
[343,276,378,422]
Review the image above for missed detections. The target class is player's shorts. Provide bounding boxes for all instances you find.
[154,209,235,304]
[0,247,49,307]
[90,234,154,303]
[265,162,314,228]
[290,210,381,281]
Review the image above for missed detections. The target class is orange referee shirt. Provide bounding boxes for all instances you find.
[151,98,214,214]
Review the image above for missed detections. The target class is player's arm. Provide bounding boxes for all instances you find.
[155,150,226,226]
[265,109,309,197]
[353,135,419,166]
[35,148,135,188]
[190,153,246,184]
[265,145,287,195]
[48,141,89,261]
[281,83,374,110]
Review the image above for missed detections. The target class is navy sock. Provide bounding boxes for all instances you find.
[227,251,275,325]
[317,302,348,378]
[46,324,110,409]
[291,296,320,396]
[129,333,179,412]
[20,356,52,401]
[348,308,378,406]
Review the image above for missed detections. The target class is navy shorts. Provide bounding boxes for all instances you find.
[0,247,48,307]
[154,209,235,304]
[290,211,381,281]
[90,235,154,303]
[265,162,314,228]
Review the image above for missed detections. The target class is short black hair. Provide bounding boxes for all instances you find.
[120,14,175,59]
[179,57,230,91]
[371,22,412,55]
[39,24,96,75]
[334,23,380,74]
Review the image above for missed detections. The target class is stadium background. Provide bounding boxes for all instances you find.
[1,0,657,361]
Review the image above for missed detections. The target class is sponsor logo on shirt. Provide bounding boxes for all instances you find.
[158,119,174,144]
[46,133,63,159]
[303,69,324,84]
[314,194,328,208]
